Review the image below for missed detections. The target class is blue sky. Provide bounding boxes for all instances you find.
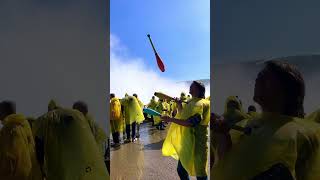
[111,0,210,81]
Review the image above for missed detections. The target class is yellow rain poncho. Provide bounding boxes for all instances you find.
[248,111,259,117]
[85,114,107,157]
[179,93,188,111]
[170,101,178,117]
[153,101,166,125]
[136,98,145,124]
[304,109,320,180]
[110,97,124,134]
[48,99,61,111]
[147,98,158,110]
[26,117,36,130]
[307,109,320,123]
[121,97,130,125]
[222,96,252,145]
[0,114,42,180]
[212,113,320,180]
[162,97,210,177]
[34,109,109,180]
[121,96,144,125]
[147,98,158,118]
[137,98,144,109]
[163,100,171,117]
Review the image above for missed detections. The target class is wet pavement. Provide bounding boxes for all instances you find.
[110,122,204,180]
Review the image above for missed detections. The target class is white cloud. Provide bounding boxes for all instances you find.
[110,34,210,104]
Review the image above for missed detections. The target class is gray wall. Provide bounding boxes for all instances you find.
[0,0,109,132]
[212,56,320,115]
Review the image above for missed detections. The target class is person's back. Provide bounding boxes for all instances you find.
[220,96,252,146]
[136,98,144,110]
[154,99,165,125]
[86,114,107,156]
[0,102,42,180]
[223,96,251,125]
[120,96,132,125]
[127,96,145,124]
[147,97,157,110]
[34,108,109,180]
[72,101,107,153]
[110,97,122,121]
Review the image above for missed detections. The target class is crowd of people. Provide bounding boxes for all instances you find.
[109,90,196,147]
[0,100,110,180]
[211,60,320,180]
[110,81,211,180]
[110,60,320,180]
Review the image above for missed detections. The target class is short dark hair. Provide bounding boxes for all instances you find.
[110,94,115,98]
[192,81,206,98]
[0,101,16,115]
[133,94,138,98]
[248,105,256,112]
[72,101,88,115]
[265,60,305,117]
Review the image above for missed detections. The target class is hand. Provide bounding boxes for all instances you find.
[161,116,172,122]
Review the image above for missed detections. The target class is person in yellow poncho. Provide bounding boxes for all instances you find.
[223,96,250,123]
[147,96,158,125]
[121,95,144,143]
[109,94,123,147]
[170,100,178,118]
[48,99,60,112]
[133,94,144,138]
[180,92,188,110]
[212,60,320,180]
[121,94,128,141]
[162,81,210,180]
[154,99,167,130]
[147,96,158,110]
[0,101,42,180]
[33,101,109,180]
[210,96,253,168]
[27,117,36,130]
[162,99,171,128]
[72,101,107,157]
[222,96,252,146]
